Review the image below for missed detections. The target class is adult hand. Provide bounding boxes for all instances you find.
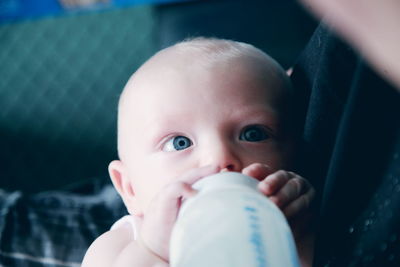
[299,0,400,90]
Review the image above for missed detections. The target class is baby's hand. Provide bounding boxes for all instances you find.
[242,163,315,237]
[138,165,219,262]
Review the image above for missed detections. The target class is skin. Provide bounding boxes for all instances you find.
[82,42,315,267]
[300,0,400,90]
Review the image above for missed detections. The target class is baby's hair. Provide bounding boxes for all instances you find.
[171,37,281,71]
[175,37,261,59]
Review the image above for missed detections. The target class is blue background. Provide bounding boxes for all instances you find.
[0,0,192,22]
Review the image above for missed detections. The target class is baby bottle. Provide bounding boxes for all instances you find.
[169,172,300,267]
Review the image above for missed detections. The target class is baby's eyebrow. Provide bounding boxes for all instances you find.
[144,113,189,128]
[143,106,281,136]
[143,114,189,135]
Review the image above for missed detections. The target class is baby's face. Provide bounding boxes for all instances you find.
[116,52,293,215]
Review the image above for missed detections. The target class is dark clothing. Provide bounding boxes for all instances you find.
[291,24,400,266]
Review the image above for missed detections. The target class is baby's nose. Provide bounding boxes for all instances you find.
[220,164,236,172]
[208,145,242,172]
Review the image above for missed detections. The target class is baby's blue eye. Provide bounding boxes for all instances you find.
[239,125,270,142]
[163,136,193,151]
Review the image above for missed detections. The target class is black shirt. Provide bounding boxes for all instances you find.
[291,24,400,267]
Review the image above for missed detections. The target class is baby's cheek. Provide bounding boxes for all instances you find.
[245,144,287,170]
[264,151,291,171]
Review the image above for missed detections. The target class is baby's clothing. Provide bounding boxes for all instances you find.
[110,215,139,240]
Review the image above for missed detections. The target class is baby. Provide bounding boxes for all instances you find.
[82,38,315,267]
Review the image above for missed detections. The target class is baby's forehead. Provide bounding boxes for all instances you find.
[139,39,281,73]
[133,45,281,84]
[119,39,291,112]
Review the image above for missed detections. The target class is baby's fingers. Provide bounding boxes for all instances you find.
[257,170,291,196]
[242,163,273,181]
[141,181,196,261]
[267,173,310,208]
[159,182,196,205]
[152,165,220,215]
[283,186,315,219]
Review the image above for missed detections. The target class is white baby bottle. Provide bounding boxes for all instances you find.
[169,172,300,267]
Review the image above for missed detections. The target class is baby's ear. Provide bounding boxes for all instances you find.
[108,160,143,216]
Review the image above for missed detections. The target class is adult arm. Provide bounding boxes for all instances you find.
[300,0,400,90]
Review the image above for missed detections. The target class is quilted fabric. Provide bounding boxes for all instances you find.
[0,6,157,193]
